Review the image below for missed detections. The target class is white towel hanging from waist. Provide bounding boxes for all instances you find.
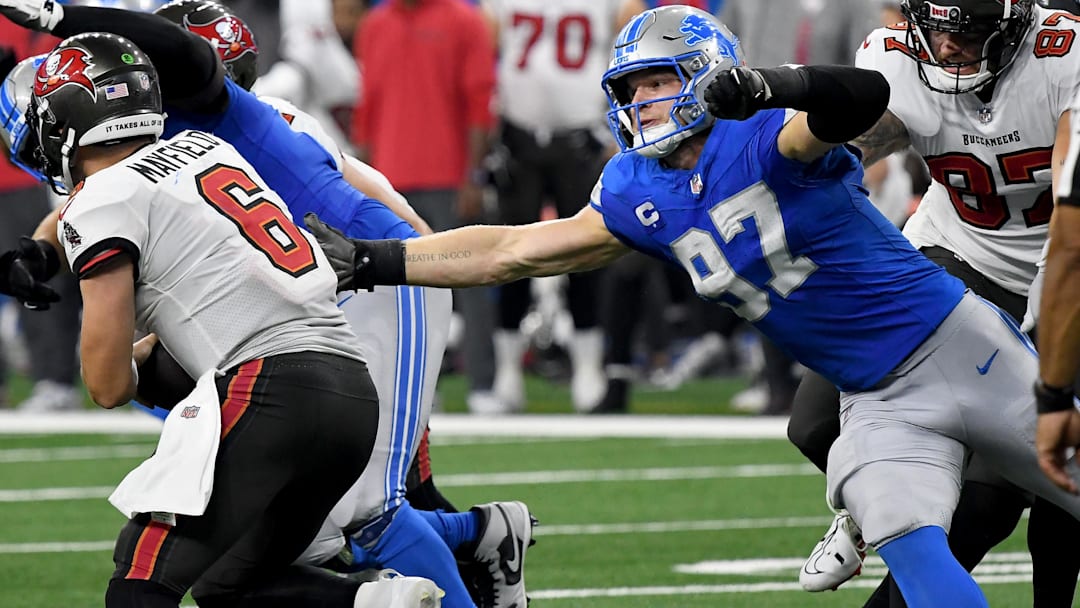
[109,369,222,519]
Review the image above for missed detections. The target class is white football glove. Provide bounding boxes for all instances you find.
[0,0,65,32]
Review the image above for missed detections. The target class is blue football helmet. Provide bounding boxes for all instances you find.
[0,54,64,190]
[602,6,743,158]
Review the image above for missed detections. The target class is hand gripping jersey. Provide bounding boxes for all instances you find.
[486,0,624,134]
[856,7,1080,295]
[162,79,414,241]
[57,130,364,378]
[591,110,966,391]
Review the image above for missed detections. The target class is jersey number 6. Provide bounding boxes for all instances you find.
[196,164,319,277]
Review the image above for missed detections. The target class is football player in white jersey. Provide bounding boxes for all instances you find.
[0,1,535,605]
[480,0,643,413]
[788,1,1080,605]
[19,32,440,608]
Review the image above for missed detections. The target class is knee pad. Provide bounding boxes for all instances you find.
[106,578,183,608]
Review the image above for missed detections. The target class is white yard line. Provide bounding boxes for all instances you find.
[437,463,818,487]
[0,486,116,502]
[537,516,834,537]
[0,412,788,438]
[0,444,153,463]
[528,574,1036,600]
[0,463,817,502]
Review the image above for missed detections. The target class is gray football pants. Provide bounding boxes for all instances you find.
[827,291,1080,548]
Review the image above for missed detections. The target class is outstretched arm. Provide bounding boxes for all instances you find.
[306,205,630,290]
[1,3,227,111]
[705,65,891,163]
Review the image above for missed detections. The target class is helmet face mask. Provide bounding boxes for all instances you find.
[155,0,259,91]
[602,6,743,158]
[29,33,164,193]
[900,0,1034,94]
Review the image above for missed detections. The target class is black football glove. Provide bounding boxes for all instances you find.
[704,66,774,121]
[0,237,61,311]
[303,213,406,292]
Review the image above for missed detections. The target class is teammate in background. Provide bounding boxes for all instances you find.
[20,31,438,608]
[0,2,533,607]
[251,0,360,151]
[785,2,1080,605]
[479,0,635,414]
[307,5,1080,606]
[1035,92,1080,512]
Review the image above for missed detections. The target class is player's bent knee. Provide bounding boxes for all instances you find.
[106,578,183,608]
[832,459,961,548]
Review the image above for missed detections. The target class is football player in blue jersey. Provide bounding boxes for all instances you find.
[0,2,533,606]
[305,5,1080,606]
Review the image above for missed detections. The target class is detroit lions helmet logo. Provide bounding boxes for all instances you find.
[680,14,721,46]
[679,13,739,61]
[34,48,96,101]
[183,14,257,64]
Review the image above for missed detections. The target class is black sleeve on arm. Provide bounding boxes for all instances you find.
[756,65,891,144]
[53,6,227,112]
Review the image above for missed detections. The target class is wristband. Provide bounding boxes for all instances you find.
[1034,379,1076,414]
[352,239,407,289]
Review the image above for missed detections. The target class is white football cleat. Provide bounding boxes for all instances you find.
[353,569,444,608]
[467,501,537,608]
[800,510,867,592]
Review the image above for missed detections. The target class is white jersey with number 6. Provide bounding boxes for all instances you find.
[57,129,364,377]
[855,7,1080,295]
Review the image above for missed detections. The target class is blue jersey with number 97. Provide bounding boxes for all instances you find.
[591,109,965,391]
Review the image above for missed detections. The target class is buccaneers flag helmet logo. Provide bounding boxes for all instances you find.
[34,48,97,101]
[184,14,257,65]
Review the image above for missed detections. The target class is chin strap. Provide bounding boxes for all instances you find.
[59,128,76,194]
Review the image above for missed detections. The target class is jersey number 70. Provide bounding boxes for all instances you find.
[671,182,818,322]
[195,163,319,277]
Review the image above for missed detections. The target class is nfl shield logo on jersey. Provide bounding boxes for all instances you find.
[180,405,201,419]
[690,173,704,197]
[978,106,993,125]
